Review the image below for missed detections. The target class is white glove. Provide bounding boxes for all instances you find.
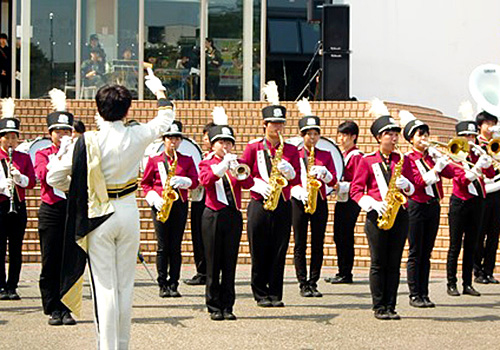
[10,166,22,184]
[372,200,388,217]
[170,176,192,189]
[277,159,295,180]
[57,135,73,158]
[465,169,479,182]
[472,146,483,157]
[223,153,238,165]
[310,165,333,183]
[145,69,166,95]
[395,176,411,191]
[433,156,449,173]
[0,178,13,194]
[475,154,492,169]
[291,185,308,204]
[153,197,165,212]
[251,178,272,199]
[427,146,442,160]
[489,125,500,134]
[422,171,439,186]
[211,158,231,178]
[337,181,350,195]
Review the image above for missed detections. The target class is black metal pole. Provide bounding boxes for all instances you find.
[49,12,54,88]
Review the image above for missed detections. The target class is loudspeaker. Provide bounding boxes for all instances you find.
[307,0,326,23]
[321,52,349,100]
[322,4,349,52]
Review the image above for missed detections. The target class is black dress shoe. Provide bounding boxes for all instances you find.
[183,274,206,286]
[169,285,182,298]
[409,296,426,308]
[310,285,323,298]
[223,310,237,320]
[387,308,401,320]
[486,275,499,284]
[62,311,77,325]
[256,299,273,307]
[210,311,224,321]
[329,276,353,284]
[48,311,63,326]
[447,284,460,296]
[159,286,170,298]
[474,276,490,284]
[300,285,313,297]
[7,290,20,300]
[374,308,390,320]
[463,285,481,296]
[271,300,285,307]
[0,289,9,300]
[422,296,436,308]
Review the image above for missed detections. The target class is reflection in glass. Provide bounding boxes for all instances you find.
[144,0,200,100]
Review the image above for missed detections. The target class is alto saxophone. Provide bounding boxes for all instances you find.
[156,148,179,223]
[377,146,407,230]
[263,132,288,211]
[304,146,322,215]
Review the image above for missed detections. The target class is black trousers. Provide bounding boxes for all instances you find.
[291,196,328,287]
[333,198,361,279]
[190,200,206,277]
[406,199,440,298]
[365,208,408,311]
[473,192,500,277]
[202,206,242,313]
[0,200,27,291]
[38,201,69,315]
[447,195,485,286]
[247,198,291,302]
[152,199,188,287]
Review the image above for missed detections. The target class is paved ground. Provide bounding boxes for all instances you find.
[1,264,499,350]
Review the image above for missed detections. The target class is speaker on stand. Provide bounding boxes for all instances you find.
[320,4,350,100]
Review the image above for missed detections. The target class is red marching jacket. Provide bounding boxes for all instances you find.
[0,147,36,203]
[199,152,254,211]
[35,144,67,205]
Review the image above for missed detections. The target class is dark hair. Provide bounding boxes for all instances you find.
[476,111,498,127]
[203,122,215,135]
[338,120,359,143]
[95,85,132,121]
[300,128,320,137]
[414,126,429,137]
[73,120,86,133]
[90,48,102,56]
[90,34,98,41]
[0,33,8,40]
[206,38,215,47]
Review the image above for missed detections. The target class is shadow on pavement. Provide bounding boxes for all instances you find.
[239,313,339,325]
[132,316,194,327]
[134,303,205,312]
[407,315,500,322]
[0,305,42,315]
[290,302,372,310]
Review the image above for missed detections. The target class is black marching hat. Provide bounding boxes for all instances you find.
[162,120,183,137]
[0,98,20,135]
[299,116,320,133]
[370,116,401,138]
[403,119,429,142]
[455,120,478,136]
[47,111,74,131]
[208,125,235,144]
[262,81,286,123]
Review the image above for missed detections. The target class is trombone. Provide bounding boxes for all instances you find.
[468,140,500,172]
[422,138,475,168]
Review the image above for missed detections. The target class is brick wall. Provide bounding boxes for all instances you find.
[12,99,500,271]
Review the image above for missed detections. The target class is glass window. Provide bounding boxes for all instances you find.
[144,0,200,100]
[268,19,300,54]
[30,0,76,98]
[253,0,261,101]
[81,0,139,99]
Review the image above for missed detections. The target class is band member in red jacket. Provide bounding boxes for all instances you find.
[325,120,363,284]
[291,99,336,298]
[241,81,300,307]
[0,98,36,301]
[446,115,494,297]
[198,107,254,321]
[350,100,415,320]
[141,120,199,298]
[34,89,77,325]
[399,111,454,308]
[473,111,500,284]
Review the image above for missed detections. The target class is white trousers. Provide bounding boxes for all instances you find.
[87,195,140,350]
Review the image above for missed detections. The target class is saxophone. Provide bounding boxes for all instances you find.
[156,148,180,223]
[263,132,288,211]
[377,145,407,230]
[304,146,322,214]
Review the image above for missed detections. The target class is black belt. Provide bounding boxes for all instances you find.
[107,184,138,199]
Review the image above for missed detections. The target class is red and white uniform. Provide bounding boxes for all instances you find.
[336,146,363,201]
[350,151,415,210]
[0,148,36,202]
[451,152,495,201]
[141,151,199,203]
[35,145,67,204]
[199,152,254,211]
[241,138,301,201]
[406,149,455,203]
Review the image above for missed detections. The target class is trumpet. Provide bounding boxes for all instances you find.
[224,149,250,180]
[7,147,17,215]
[468,140,500,172]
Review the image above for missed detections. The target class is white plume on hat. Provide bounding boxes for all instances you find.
[1,98,15,119]
[297,97,312,117]
[398,110,417,128]
[49,88,67,112]
[212,106,228,126]
[262,81,280,106]
[458,100,474,122]
[368,98,390,118]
